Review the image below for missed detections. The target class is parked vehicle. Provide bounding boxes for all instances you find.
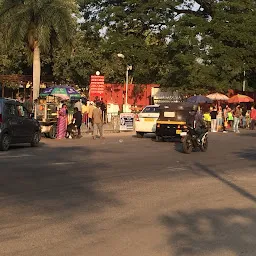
[134,105,160,138]
[0,98,41,151]
[180,126,208,154]
[155,103,193,141]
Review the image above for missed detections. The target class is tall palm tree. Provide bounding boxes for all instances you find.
[0,0,77,100]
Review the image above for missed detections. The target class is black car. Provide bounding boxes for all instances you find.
[0,98,41,151]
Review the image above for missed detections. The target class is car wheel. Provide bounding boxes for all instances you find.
[136,132,144,138]
[31,132,41,147]
[0,133,11,151]
[49,125,57,139]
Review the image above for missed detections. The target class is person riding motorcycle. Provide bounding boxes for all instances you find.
[186,105,207,139]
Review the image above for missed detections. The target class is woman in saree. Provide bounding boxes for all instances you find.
[56,104,68,139]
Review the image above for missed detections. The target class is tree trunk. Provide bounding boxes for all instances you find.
[33,42,41,101]
[1,84,4,98]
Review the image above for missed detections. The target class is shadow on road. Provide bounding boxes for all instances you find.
[195,162,256,203]
[0,145,121,217]
[160,207,256,256]
[233,147,256,161]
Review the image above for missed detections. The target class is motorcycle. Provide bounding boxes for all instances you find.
[180,126,208,154]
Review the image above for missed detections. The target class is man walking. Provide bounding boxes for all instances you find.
[74,100,82,112]
[210,107,217,132]
[88,102,95,132]
[92,102,104,139]
[250,106,256,130]
[233,105,241,133]
[73,107,82,138]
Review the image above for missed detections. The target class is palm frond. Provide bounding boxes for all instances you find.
[0,0,78,53]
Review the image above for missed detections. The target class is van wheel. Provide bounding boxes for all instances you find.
[0,133,10,151]
[31,132,40,147]
[49,125,57,139]
[136,132,144,138]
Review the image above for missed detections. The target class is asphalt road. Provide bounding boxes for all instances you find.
[0,130,256,256]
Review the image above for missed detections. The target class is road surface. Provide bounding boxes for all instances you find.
[0,131,256,256]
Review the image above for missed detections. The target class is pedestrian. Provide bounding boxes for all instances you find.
[203,110,211,130]
[250,105,256,130]
[233,105,241,133]
[246,109,250,129]
[92,102,104,139]
[210,107,217,132]
[241,106,247,128]
[81,102,88,126]
[72,107,82,138]
[216,106,223,132]
[56,104,68,139]
[23,96,33,113]
[74,99,82,112]
[227,107,233,129]
[88,102,95,132]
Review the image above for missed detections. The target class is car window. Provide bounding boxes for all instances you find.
[4,103,17,116]
[17,105,29,118]
[142,107,159,113]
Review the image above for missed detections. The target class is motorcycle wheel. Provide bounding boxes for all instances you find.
[182,137,193,154]
[200,135,208,152]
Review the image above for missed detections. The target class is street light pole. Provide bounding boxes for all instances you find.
[117,53,133,112]
[126,66,129,106]
[124,65,132,112]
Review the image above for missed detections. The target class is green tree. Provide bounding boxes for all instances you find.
[0,0,77,99]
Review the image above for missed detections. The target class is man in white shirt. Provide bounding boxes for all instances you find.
[74,100,82,111]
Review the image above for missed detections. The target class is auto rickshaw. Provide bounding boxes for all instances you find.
[155,102,196,141]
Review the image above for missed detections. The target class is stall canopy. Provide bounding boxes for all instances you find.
[187,95,213,104]
[207,93,229,101]
[228,94,254,103]
[40,85,81,100]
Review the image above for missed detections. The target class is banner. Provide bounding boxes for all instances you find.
[89,75,105,99]
[120,113,134,131]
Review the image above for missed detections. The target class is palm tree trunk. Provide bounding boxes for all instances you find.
[33,41,41,101]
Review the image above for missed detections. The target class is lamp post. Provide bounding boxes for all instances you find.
[117,53,132,112]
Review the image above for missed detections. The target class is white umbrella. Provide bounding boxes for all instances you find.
[207,93,229,101]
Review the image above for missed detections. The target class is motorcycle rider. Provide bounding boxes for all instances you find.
[186,105,206,141]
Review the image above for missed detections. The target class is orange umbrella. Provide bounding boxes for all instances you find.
[228,94,254,103]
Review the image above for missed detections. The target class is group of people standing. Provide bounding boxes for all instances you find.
[56,100,105,140]
[204,105,256,133]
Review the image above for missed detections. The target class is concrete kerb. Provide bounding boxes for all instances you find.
[81,123,135,137]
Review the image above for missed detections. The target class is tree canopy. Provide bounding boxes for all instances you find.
[1,0,256,94]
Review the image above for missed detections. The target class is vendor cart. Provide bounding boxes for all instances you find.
[34,96,59,139]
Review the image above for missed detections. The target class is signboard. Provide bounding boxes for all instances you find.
[151,87,183,104]
[89,75,105,99]
[120,113,134,131]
